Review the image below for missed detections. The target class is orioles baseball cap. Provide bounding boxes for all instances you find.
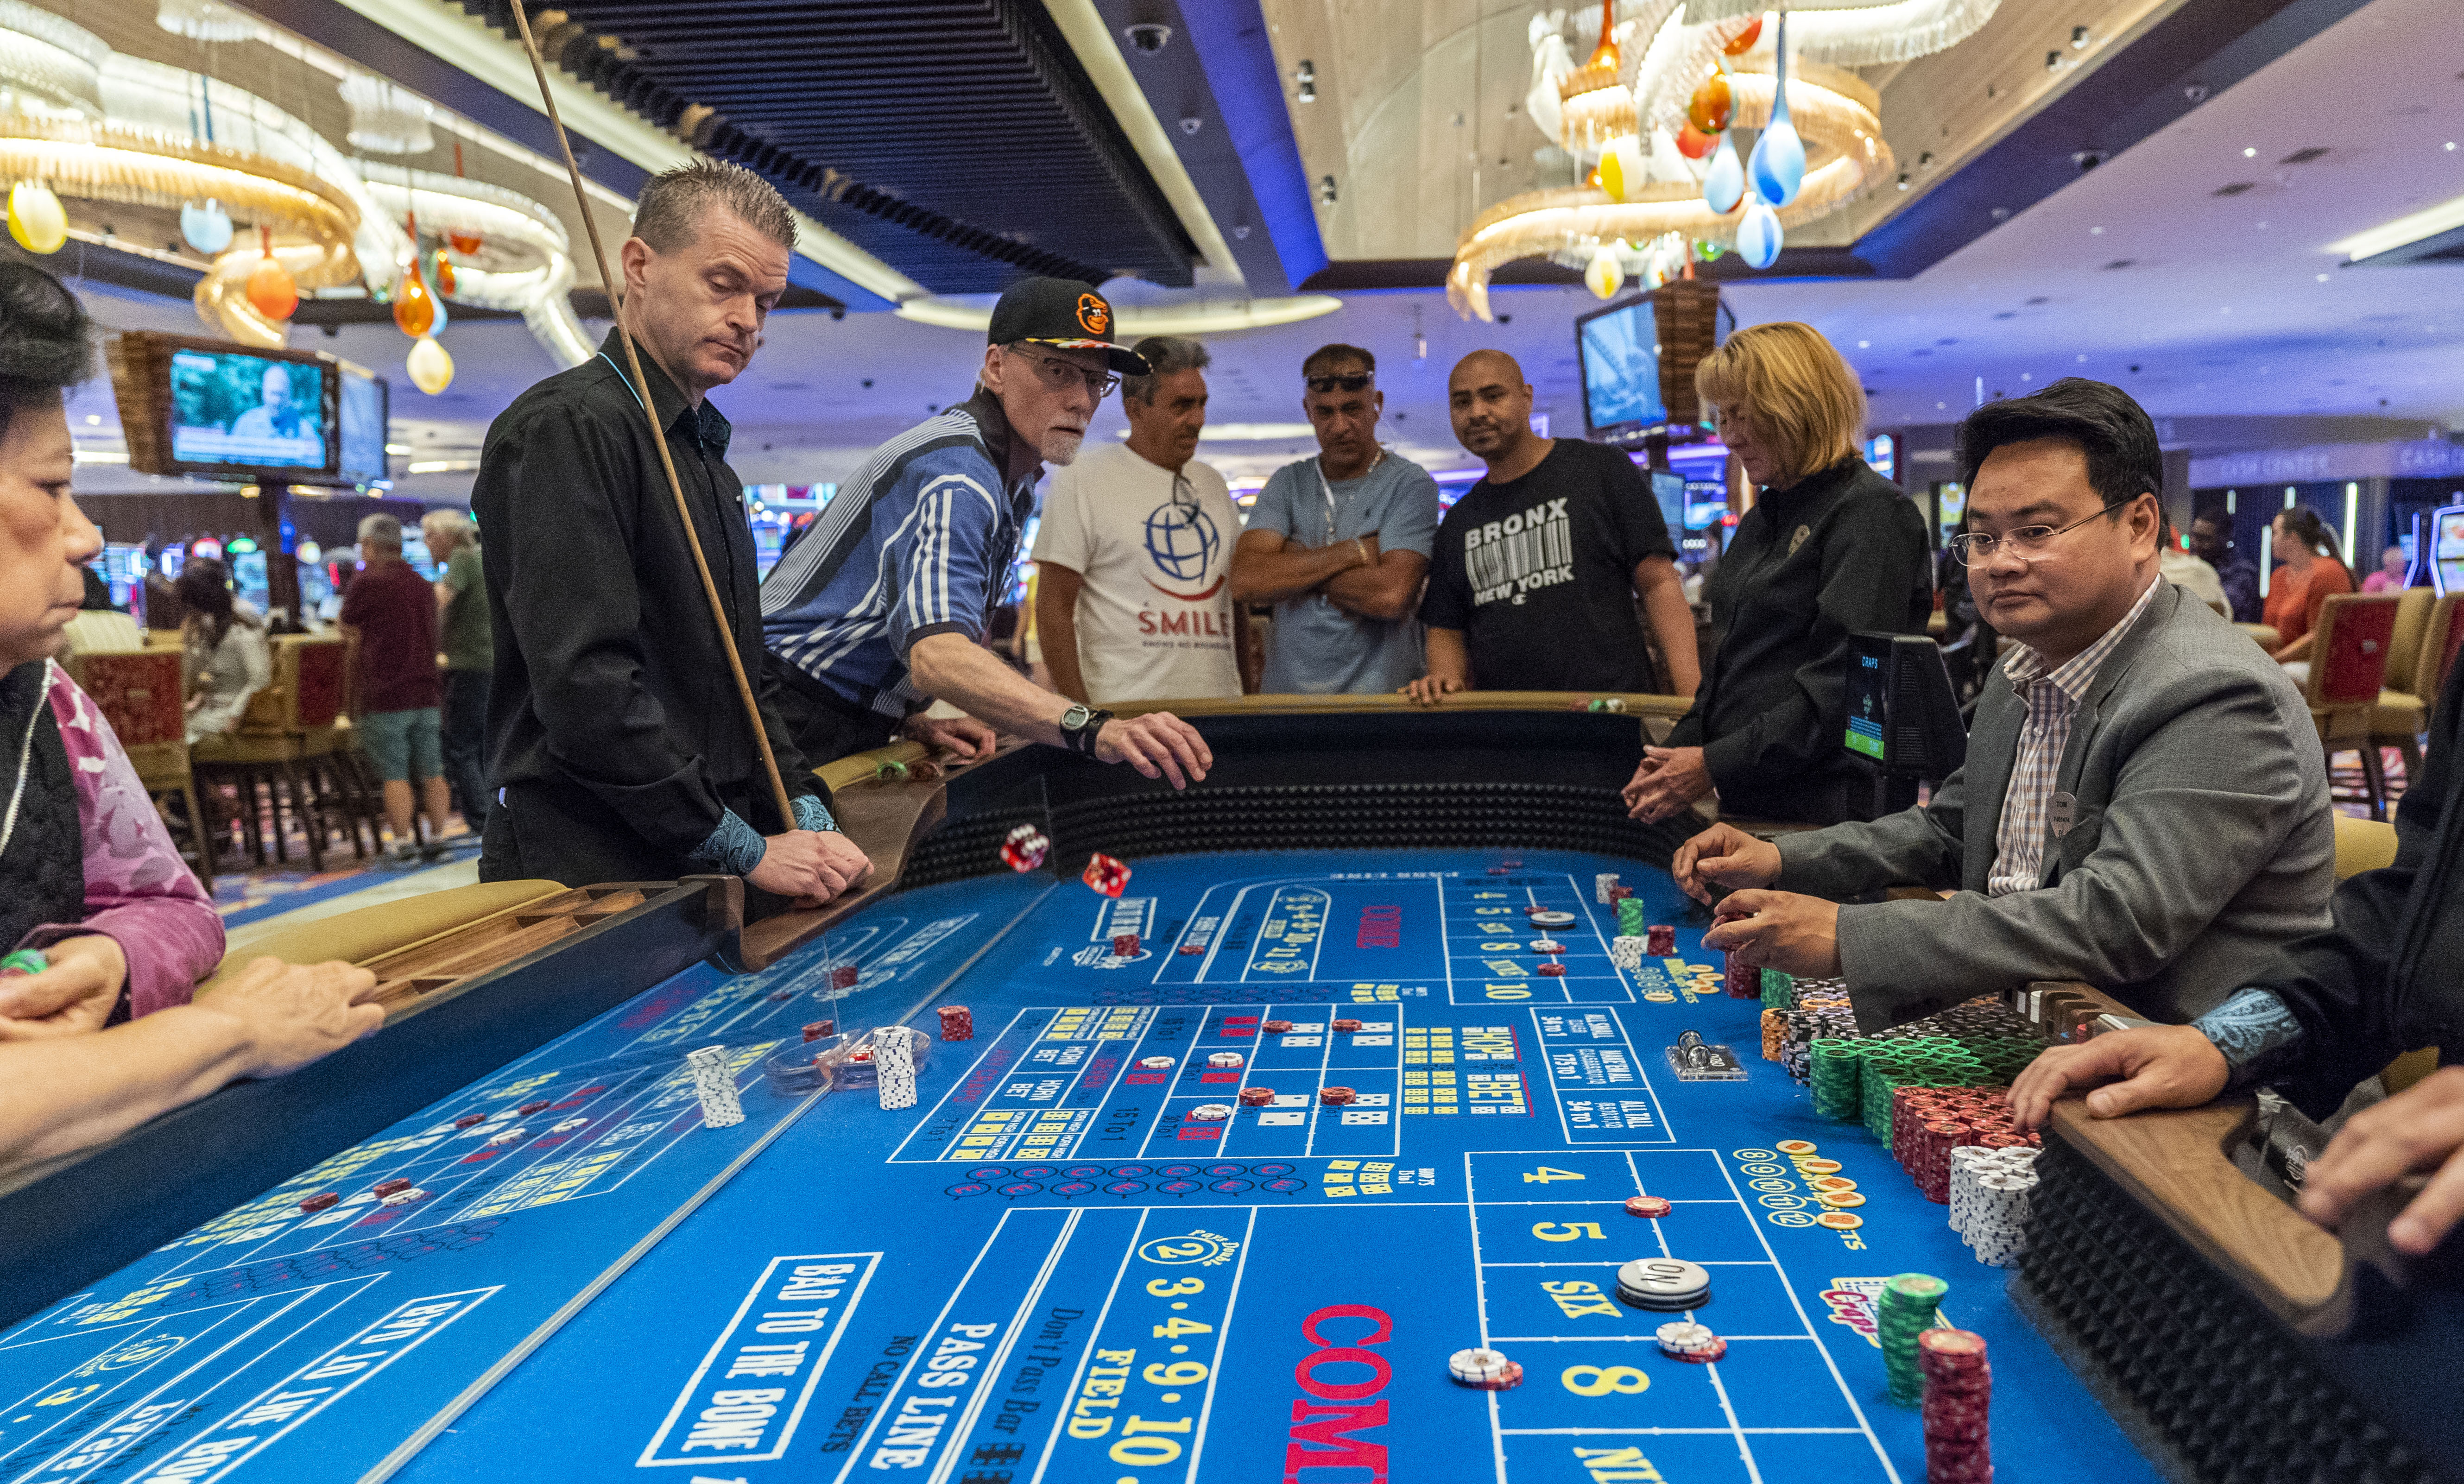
[987,277,1149,375]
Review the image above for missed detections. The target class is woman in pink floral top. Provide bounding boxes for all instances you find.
[0,260,380,1168]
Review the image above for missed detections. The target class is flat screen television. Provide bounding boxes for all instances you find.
[1648,468,1685,546]
[1576,296,1667,435]
[105,332,339,482]
[1683,479,1728,530]
[337,364,389,487]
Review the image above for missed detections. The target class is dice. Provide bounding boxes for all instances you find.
[1001,823,1051,872]
[830,965,859,991]
[936,1005,973,1042]
[1082,853,1131,897]
[1112,932,1141,957]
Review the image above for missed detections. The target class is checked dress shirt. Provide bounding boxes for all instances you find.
[1986,575,2164,897]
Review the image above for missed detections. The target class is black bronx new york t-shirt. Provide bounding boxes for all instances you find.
[1420,438,1678,691]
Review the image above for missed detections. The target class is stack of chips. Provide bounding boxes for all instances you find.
[873,1026,920,1110]
[1238,1086,1276,1107]
[1949,1146,2041,1266]
[1610,935,1648,971]
[1760,1008,1788,1062]
[1918,1329,1993,1484]
[1645,924,1677,956]
[1616,898,1649,941]
[1595,872,1622,903]
[935,1005,972,1042]
[1655,1321,1726,1364]
[1447,1348,1523,1389]
[687,1046,744,1128]
[1530,938,1567,954]
[1624,1194,1672,1218]
[1724,949,1760,999]
[1000,823,1050,871]
[1319,1086,1356,1105]
[1878,1272,1949,1405]
[1760,969,1797,1011]
[1187,1103,1234,1121]
[1615,1257,1711,1312]
[1888,1088,2038,1201]
[1332,1018,1363,1033]
[1810,1039,1863,1120]
[1262,1019,1294,1033]
[1207,1051,1246,1067]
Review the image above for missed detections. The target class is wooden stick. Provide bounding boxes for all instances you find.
[505,0,798,832]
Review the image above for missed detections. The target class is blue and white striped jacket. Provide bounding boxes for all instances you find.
[760,387,1037,717]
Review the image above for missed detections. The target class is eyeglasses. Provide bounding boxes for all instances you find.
[1012,347,1119,400]
[1306,371,1373,393]
[1948,494,2148,567]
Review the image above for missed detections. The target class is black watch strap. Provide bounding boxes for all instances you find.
[1062,707,1113,755]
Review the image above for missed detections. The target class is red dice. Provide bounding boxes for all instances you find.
[1112,933,1141,957]
[830,965,859,991]
[1082,853,1131,897]
[1001,823,1051,872]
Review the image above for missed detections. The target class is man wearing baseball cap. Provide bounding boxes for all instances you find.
[762,277,1211,789]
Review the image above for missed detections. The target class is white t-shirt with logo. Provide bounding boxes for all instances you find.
[1032,441,1243,704]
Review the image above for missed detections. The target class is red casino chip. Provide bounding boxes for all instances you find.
[1624,1195,1673,1218]
[1319,1086,1357,1105]
[298,1192,340,1213]
[372,1178,411,1197]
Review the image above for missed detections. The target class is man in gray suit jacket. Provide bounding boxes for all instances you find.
[1676,379,2333,1032]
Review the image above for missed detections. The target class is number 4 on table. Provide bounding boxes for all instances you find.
[1152,1316,1213,1339]
[1523,1166,1584,1183]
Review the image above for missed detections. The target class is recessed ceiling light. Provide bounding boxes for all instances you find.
[2317,272,2330,282]
[1857,340,1870,348]
[2242,147,2257,158]
[1936,401,1946,410]
[2076,354,2087,362]
[2090,226,2104,235]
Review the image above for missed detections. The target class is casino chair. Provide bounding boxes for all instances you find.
[60,648,214,876]
[2299,593,2401,821]
[2366,587,2436,781]
[190,635,358,871]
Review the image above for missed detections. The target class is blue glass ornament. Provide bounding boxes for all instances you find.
[1738,196,1783,269]
[1748,13,1806,207]
[180,198,232,254]
[1704,131,1745,215]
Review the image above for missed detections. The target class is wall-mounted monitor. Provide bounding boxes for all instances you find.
[2432,505,2464,596]
[1648,468,1685,545]
[104,332,339,483]
[336,363,390,487]
[1577,295,1666,436]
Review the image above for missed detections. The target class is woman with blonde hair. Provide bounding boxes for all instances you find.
[1625,321,1930,826]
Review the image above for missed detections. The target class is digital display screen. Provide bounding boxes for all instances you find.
[1649,469,1685,544]
[338,370,387,485]
[2434,506,2464,596]
[1683,480,1728,530]
[1578,300,1666,433]
[1845,650,1887,761]
[169,348,328,470]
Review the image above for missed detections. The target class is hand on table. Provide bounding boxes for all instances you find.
[903,712,997,762]
[1700,890,1842,977]
[749,830,874,905]
[0,935,127,1039]
[2299,1065,2464,1256]
[2006,1025,2228,1132]
[195,956,384,1078]
[1400,674,1461,706]
[1669,823,1782,904]
[1095,713,1211,789]
[1623,745,1712,823]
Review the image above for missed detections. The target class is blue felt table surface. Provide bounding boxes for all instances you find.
[0,851,2157,1484]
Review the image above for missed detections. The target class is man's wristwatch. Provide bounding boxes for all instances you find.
[1058,704,1114,757]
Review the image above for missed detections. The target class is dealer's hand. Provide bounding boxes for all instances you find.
[749,830,871,905]
[1096,713,1212,789]
[2299,1065,2464,1256]
[1623,745,1713,823]
[1700,890,1842,978]
[903,711,997,762]
[1669,822,1782,904]
[2007,1025,2229,1132]
[0,935,127,1039]
[1401,674,1462,706]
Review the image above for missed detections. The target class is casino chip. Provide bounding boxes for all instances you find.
[1331,1018,1363,1033]
[1616,1257,1711,1312]
[1655,1321,1726,1363]
[1447,1347,1523,1390]
[1319,1086,1357,1105]
[1262,1019,1294,1033]
[1187,1104,1235,1122]
[379,1187,428,1207]
[373,1178,411,1197]
[1624,1195,1673,1218]
[1139,1056,1175,1069]
[453,1114,485,1129]
[1207,1051,1246,1068]
[1529,939,1567,954]
[1528,910,1577,929]
[518,1100,550,1114]
[1238,1086,1276,1107]
[299,1192,340,1213]
[1537,963,1567,976]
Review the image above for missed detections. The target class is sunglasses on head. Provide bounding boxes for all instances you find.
[1306,372,1373,393]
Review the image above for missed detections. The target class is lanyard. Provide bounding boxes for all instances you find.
[1313,447,1384,542]
[0,663,54,861]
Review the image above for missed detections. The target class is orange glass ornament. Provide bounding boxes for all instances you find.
[1724,17,1763,55]
[244,226,296,320]
[1675,122,1717,159]
[1582,0,1619,71]
[447,230,482,255]
[433,249,456,297]
[392,269,436,336]
[1687,72,1733,134]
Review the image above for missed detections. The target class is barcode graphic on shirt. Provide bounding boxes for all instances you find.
[1466,498,1573,603]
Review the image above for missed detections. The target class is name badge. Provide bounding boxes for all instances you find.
[2048,791,2078,838]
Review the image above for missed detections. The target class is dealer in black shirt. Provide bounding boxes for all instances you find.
[1405,350,1701,704]
[470,160,869,900]
[1625,322,1930,828]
